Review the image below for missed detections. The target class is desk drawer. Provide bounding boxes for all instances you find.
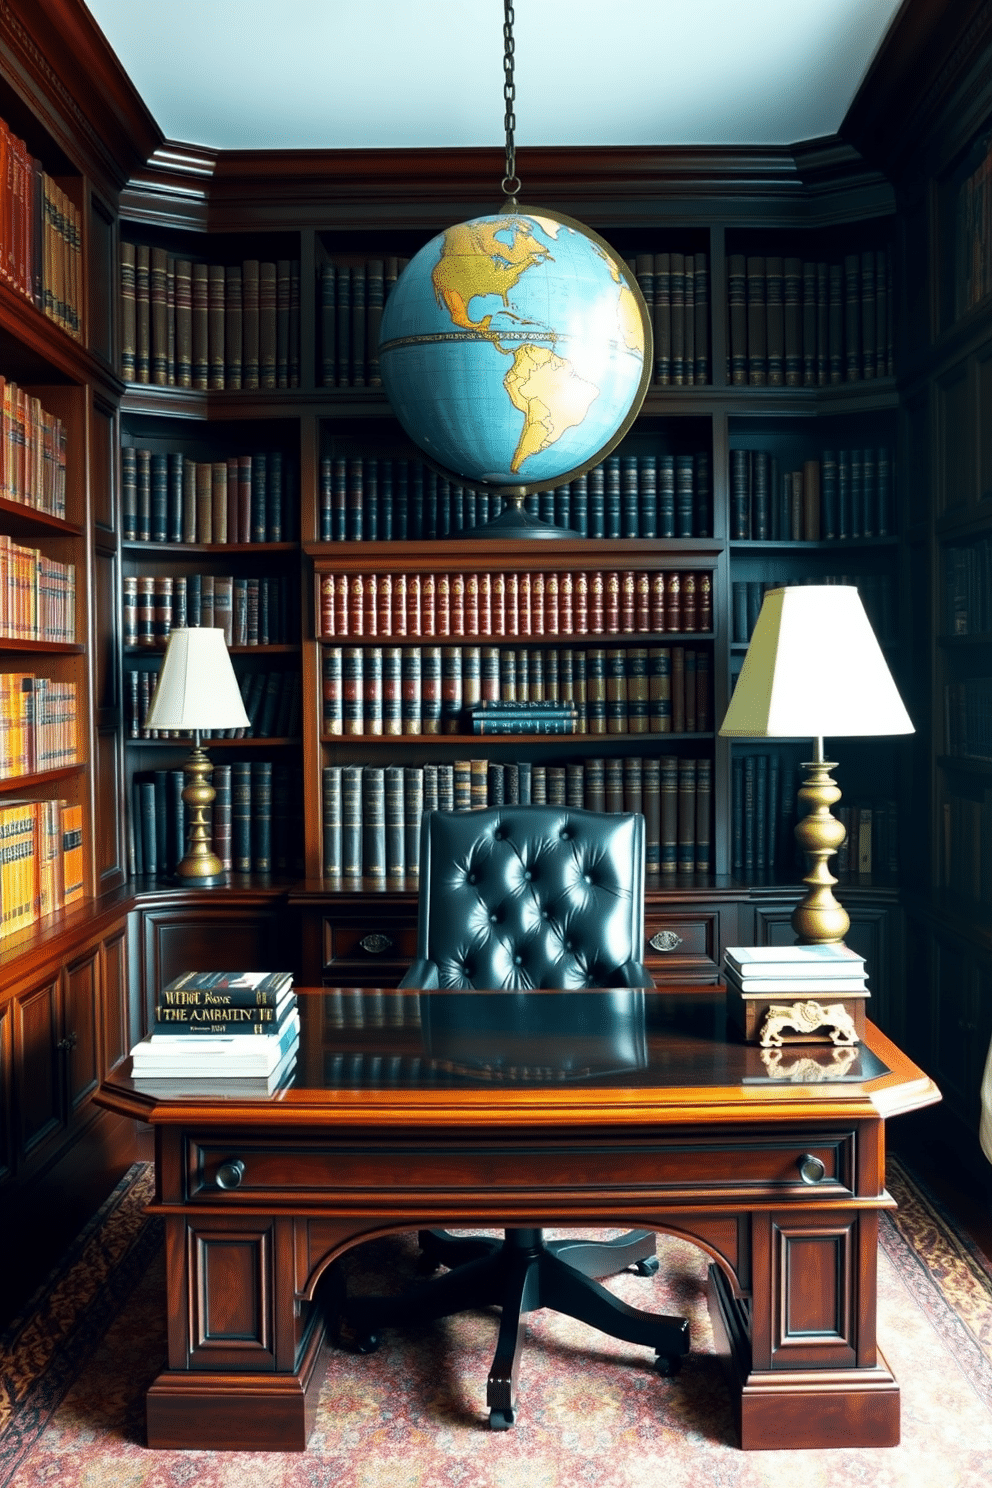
[644,910,724,982]
[322,918,418,979]
[185,1131,857,1204]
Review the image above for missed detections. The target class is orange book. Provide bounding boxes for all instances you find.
[60,801,84,906]
[319,573,335,638]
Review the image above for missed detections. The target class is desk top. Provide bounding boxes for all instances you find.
[97,987,940,1131]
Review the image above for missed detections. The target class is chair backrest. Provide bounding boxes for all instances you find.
[413,805,649,989]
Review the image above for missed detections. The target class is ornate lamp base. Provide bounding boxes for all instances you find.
[791,743,850,945]
[175,743,226,887]
[465,487,578,540]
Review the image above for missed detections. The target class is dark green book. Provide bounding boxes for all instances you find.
[251,760,273,874]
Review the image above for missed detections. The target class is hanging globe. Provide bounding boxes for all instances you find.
[378,208,652,499]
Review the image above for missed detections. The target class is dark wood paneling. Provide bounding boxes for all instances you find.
[87,192,115,368]
[95,726,125,888]
[13,978,64,1162]
[63,946,101,1116]
[90,394,117,533]
[102,924,129,1071]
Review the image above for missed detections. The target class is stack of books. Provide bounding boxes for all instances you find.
[723,944,869,1044]
[129,971,299,1090]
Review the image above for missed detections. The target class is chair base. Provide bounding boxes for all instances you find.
[336,1227,690,1428]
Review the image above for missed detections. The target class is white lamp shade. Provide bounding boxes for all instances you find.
[143,627,251,731]
[719,585,914,739]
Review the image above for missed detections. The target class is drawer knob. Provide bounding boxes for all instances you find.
[649,930,683,953]
[216,1159,246,1190]
[359,933,394,955]
[798,1154,827,1185]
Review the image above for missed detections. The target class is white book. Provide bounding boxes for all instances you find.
[724,967,868,995]
[132,1042,299,1094]
[725,944,865,978]
[131,1015,300,1074]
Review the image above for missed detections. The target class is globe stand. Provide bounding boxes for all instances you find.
[465,487,579,541]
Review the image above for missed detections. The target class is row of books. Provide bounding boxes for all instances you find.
[130,761,303,879]
[321,756,713,881]
[0,537,75,642]
[731,575,896,646]
[321,643,711,737]
[944,536,992,637]
[0,798,84,941]
[953,136,992,321]
[628,252,710,384]
[0,116,83,340]
[945,680,992,762]
[318,449,713,542]
[128,665,300,742]
[0,673,78,777]
[1,378,67,518]
[121,247,301,389]
[122,448,297,545]
[319,256,408,387]
[317,568,714,641]
[941,787,992,905]
[730,447,893,543]
[131,972,299,1087]
[727,249,893,386]
[731,750,899,880]
[123,574,294,649]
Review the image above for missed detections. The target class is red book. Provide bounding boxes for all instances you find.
[559,571,573,635]
[545,572,559,634]
[505,573,519,636]
[605,572,621,634]
[621,571,636,633]
[651,572,666,632]
[682,573,698,632]
[450,572,464,636]
[465,572,479,636]
[392,572,407,636]
[636,572,651,633]
[491,572,506,636]
[665,572,682,632]
[478,571,492,636]
[348,573,363,636]
[436,573,450,635]
[421,573,435,636]
[334,573,349,636]
[320,574,335,638]
[377,572,392,637]
[407,573,422,636]
[237,455,252,543]
[698,573,713,632]
[519,573,532,636]
[531,571,545,636]
[589,571,604,634]
[363,572,377,636]
[574,571,588,634]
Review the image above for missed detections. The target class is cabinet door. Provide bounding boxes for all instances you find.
[0,999,12,1186]
[102,925,130,1073]
[13,979,65,1165]
[63,948,102,1117]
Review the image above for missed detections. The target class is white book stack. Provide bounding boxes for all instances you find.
[723,944,869,1043]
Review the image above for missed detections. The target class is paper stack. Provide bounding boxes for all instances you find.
[723,944,869,1044]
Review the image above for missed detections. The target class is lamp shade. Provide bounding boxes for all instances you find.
[143,627,251,732]
[719,585,914,739]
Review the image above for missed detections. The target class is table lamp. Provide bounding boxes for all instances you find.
[718,584,913,944]
[143,627,251,886]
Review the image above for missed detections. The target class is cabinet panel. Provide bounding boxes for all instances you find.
[102,925,130,1072]
[13,980,65,1163]
[64,948,101,1116]
[138,904,286,1030]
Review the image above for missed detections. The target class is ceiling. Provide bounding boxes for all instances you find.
[83,0,905,154]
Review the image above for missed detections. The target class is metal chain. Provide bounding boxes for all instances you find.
[502,0,520,202]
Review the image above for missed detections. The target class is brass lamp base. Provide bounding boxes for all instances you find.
[175,743,226,887]
[791,743,850,945]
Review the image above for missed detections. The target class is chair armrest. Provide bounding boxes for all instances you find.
[613,960,656,989]
[399,958,440,990]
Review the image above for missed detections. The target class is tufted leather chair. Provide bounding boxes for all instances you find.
[340,806,690,1429]
[401,804,654,991]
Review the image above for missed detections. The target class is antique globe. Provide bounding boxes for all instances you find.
[378,208,652,524]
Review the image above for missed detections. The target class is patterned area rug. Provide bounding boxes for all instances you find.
[1,1157,991,1487]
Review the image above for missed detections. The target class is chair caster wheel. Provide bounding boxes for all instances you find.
[489,1407,516,1430]
[634,1255,660,1276]
[654,1352,682,1377]
[354,1332,381,1355]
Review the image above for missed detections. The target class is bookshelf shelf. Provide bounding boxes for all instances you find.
[0,500,83,538]
[0,764,85,794]
[0,639,86,656]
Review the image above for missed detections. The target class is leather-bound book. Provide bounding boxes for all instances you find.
[335,263,350,387]
[259,261,277,389]
[225,264,242,389]
[684,254,695,384]
[803,458,821,541]
[876,247,888,378]
[136,448,152,541]
[173,258,192,388]
[844,254,861,381]
[684,649,697,732]
[783,257,802,385]
[276,259,291,388]
[860,248,876,379]
[366,259,384,385]
[765,256,784,385]
[195,460,212,544]
[341,764,362,880]
[289,259,300,387]
[695,758,712,873]
[677,757,697,872]
[121,447,137,542]
[207,264,225,390]
[605,757,624,814]
[696,648,711,733]
[120,241,136,381]
[134,244,150,383]
[212,763,232,872]
[231,761,252,873]
[242,259,260,389]
[192,262,209,389]
[168,452,184,544]
[828,262,844,383]
[670,252,685,385]
[653,251,671,383]
[623,754,643,816]
[693,252,709,383]
[403,766,423,881]
[660,755,678,873]
[211,461,227,545]
[384,765,404,879]
[348,262,364,389]
[320,261,335,386]
[802,260,817,386]
[675,455,694,538]
[816,261,829,385]
[746,256,766,384]
[727,253,747,384]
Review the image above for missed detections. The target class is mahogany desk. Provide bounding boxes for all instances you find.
[96,987,940,1452]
